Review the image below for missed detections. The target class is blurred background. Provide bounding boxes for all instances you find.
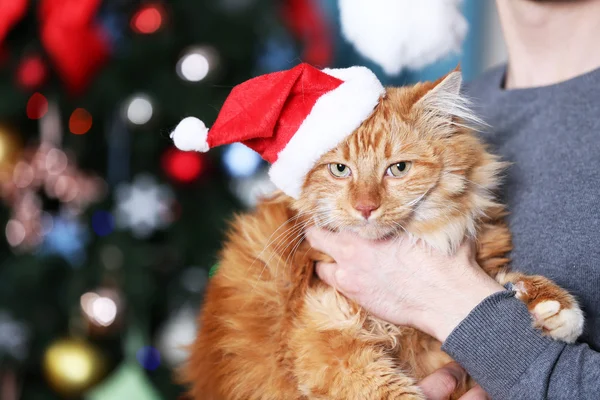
[0,1,507,398]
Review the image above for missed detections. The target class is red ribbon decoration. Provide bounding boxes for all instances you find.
[0,0,28,44]
[0,0,110,95]
[281,0,333,67]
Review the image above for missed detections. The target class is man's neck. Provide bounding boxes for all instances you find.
[497,0,600,89]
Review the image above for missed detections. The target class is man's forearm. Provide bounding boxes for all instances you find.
[442,291,600,399]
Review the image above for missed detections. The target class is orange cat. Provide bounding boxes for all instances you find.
[181,71,584,399]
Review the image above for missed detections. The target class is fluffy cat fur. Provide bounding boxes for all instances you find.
[181,71,584,399]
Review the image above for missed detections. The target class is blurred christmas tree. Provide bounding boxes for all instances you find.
[0,0,332,398]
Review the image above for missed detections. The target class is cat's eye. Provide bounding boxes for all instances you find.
[328,163,352,178]
[386,161,412,177]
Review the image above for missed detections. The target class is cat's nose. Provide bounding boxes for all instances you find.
[354,202,379,219]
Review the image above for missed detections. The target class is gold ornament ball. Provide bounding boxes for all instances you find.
[0,125,20,167]
[43,338,108,397]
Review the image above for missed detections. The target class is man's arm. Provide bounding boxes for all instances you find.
[443,291,600,399]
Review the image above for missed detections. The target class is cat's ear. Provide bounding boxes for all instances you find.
[413,69,483,134]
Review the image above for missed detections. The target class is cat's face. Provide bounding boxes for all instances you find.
[295,72,503,251]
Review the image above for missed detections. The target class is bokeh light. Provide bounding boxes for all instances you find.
[176,46,218,82]
[100,245,123,270]
[162,147,204,183]
[125,95,153,125]
[26,92,48,119]
[131,5,164,34]
[12,161,35,188]
[91,210,114,237]
[16,55,47,90]
[222,143,262,178]
[6,220,26,247]
[69,108,93,135]
[136,346,161,371]
[45,149,68,175]
[177,52,208,82]
[80,291,118,327]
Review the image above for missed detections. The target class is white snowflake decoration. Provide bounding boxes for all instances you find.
[114,174,174,238]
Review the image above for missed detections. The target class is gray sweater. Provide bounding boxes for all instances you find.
[441,66,600,399]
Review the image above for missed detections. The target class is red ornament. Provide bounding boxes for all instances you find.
[39,0,110,95]
[0,0,28,45]
[131,5,164,34]
[162,147,204,183]
[281,0,333,67]
[26,92,48,119]
[16,55,48,90]
[69,108,93,135]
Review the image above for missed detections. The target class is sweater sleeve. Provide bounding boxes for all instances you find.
[441,290,600,399]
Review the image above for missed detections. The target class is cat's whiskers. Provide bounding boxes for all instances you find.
[260,219,311,278]
[243,209,311,277]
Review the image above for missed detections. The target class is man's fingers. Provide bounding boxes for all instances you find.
[315,262,339,288]
[459,385,489,400]
[418,362,466,400]
[305,227,334,254]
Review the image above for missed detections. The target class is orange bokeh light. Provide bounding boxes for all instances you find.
[69,108,93,135]
[131,5,163,34]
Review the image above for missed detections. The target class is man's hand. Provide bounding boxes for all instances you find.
[418,363,488,400]
[305,227,504,342]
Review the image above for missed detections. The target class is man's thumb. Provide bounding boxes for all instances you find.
[315,262,339,288]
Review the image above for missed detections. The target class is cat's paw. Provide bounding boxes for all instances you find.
[512,278,584,343]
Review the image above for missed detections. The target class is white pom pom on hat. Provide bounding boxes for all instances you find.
[170,117,210,152]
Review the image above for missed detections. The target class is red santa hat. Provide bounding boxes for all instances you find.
[170,63,385,198]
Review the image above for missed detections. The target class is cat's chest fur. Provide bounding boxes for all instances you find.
[184,195,475,399]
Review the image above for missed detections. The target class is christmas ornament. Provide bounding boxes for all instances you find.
[0,0,27,44]
[26,92,48,120]
[0,126,20,168]
[40,0,110,94]
[161,147,205,183]
[338,0,467,75]
[16,54,48,90]
[170,63,384,198]
[131,4,165,35]
[2,102,105,251]
[91,210,114,237]
[0,311,30,361]
[124,94,153,125]
[136,346,161,371]
[0,0,111,94]
[156,306,198,367]
[282,0,333,66]
[230,169,277,208]
[114,174,174,238]
[40,212,90,266]
[85,361,160,400]
[69,108,93,135]
[43,338,108,397]
[222,143,262,178]
[176,46,218,83]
